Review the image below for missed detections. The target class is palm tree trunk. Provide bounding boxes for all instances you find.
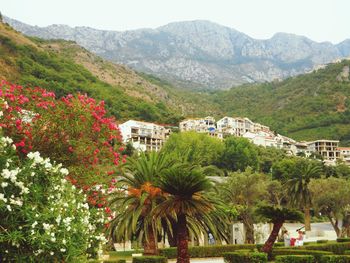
[177,213,190,263]
[261,220,284,255]
[304,206,311,231]
[143,226,158,255]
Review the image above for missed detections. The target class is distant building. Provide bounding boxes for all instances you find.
[119,120,170,152]
[338,147,350,165]
[242,131,280,148]
[179,116,222,139]
[307,140,341,165]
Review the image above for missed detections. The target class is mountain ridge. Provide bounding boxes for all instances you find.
[4,16,350,89]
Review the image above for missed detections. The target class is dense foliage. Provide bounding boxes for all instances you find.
[0,136,107,261]
[0,81,122,194]
[209,60,350,144]
[0,24,180,124]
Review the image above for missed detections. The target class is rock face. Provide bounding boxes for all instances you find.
[5,17,350,89]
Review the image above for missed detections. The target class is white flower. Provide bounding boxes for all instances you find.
[59,168,69,176]
[0,193,7,203]
[51,237,56,242]
[1,182,8,188]
[27,152,43,164]
[6,205,11,211]
[62,239,66,245]
[32,221,38,228]
[50,252,54,256]
[60,248,66,252]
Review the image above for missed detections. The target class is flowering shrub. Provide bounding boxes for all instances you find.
[0,136,108,261]
[0,80,124,200]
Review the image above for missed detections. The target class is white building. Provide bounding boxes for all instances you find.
[338,147,350,165]
[119,120,170,152]
[179,116,223,139]
[243,131,280,148]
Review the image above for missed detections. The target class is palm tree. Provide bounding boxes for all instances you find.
[154,165,217,263]
[108,151,173,255]
[285,162,322,231]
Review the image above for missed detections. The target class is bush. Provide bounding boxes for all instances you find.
[321,255,350,263]
[305,242,350,255]
[345,251,350,255]
[318,240,329,244]
[337,239,350,243]
[117,260,126,263]
[272,249,333,262]
[276,255,314,263]
[159,244,257,259]
[223,251,267,263]
[275,242,286,247]
[132,256,167,263]
[0,137,107,261]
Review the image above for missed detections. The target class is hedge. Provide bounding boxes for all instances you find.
[159,244,256,259]
[276,255,314,263]
[223,251,267,263]
[272,249,333,262]
[304,242,350,255]
[337,239,350,243]
[321,255,350,263]
[345,251,350,255]
[318,240,329,244]
[132,256,167,263]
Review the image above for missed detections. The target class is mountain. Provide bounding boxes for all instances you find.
[4,17,350,89]
[208,59,350,145]
[0,21,184,123]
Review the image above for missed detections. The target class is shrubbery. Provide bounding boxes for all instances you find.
[321,255,350,263]
[272,249,333,262]
[337,239,350,243]
[223,251,267,263]
[132,256,167,263]
[0,136,107,261]
[304,242,350,255]
[159,244,256,258]
[275,255,314,263]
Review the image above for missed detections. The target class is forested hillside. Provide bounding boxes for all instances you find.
[0,22,182,124]
[209,60,350,144]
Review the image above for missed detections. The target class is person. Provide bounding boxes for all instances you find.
[283,230,290,247]
[295,230,304,246]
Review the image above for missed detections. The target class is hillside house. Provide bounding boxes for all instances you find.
[119,120,170,152]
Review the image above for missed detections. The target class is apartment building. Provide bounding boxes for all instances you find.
[119,120,170,152]
[307,140,341,165]
[179,116,216,133]
[179,116,223,139]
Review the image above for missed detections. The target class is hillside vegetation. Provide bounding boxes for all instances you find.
[0,22,181,124]
[209,60,350,144]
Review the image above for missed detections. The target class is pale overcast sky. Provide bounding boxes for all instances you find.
[1,0,348,43]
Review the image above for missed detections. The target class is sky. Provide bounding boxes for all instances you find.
[1,0,349,43]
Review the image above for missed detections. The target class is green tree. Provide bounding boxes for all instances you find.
[218,136,259,172]
[155,165,217,263]
[310,177,350,237]
[217,169,268,243]
[285,160,322,231]
[256,205,303,255]
[109,152,173,255]
[161,131,224,166]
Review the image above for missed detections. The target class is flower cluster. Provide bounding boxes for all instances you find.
[0,136,108,261]
[0,80,124,204]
